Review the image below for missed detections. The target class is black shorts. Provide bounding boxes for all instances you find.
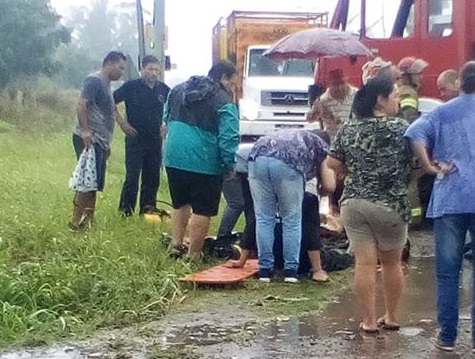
[166,167,223,216]
[72,134,108,192]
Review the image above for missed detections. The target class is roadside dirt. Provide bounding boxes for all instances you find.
[3,228,473,358]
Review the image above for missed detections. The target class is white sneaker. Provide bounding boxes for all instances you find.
[259,277,271,283]
[284,277,299,284]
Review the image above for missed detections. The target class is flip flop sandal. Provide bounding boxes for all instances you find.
[358,323,380,334]
[377,318,400,331]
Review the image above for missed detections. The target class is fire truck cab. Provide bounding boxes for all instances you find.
[320,0,475,101]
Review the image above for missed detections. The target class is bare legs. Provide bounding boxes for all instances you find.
[170,205,211,262]
[187,214,211,261]
[353,243,404,331]
[378,248,405,327]
[70,191,96,230]
[170,205,191,247]
[354,244,379,331]
[307,250,329,281]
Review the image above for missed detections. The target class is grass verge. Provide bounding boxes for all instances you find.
[0,120,350,350]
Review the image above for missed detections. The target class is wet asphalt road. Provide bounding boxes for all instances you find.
[2,229,474,358]
[196,229,475,358]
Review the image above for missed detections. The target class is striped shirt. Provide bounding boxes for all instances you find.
[319,86,357,141]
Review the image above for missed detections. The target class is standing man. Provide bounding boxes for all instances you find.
[307,68,357,142]
[397,56,428,122]
[70,51,126,230]
[437,69,459,102]
[114,55,170,217]
[163,60,240,262]
[404,61,475,352]
[306,68,357,216]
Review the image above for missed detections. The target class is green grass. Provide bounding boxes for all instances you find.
[0,130,194,347]
[0,89,350,349]
[177,270,350,319]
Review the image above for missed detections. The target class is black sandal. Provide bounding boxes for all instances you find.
[169,244,188,259]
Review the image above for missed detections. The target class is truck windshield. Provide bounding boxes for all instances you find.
[248,48,314,77]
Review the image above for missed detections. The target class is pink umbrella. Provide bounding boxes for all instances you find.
[263,27,373,61]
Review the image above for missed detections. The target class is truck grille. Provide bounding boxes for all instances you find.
[261,91,308,107]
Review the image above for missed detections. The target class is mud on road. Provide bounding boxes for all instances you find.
[2,229,474,358]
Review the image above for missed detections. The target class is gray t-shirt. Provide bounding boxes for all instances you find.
[74,73,115,149]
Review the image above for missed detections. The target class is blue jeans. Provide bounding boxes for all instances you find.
[217,176,244,238]
[434,214,475,344]
[248,156,304,274]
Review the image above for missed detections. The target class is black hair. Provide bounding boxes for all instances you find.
[460,61,475,94]
[207,60,237,82]
[102,51,126,67]
[141,54,159,69]
[310,129,331,146]
[308,83,325,106]
[352,75,395,119]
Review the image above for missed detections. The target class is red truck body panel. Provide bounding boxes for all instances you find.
[319,0,475,99]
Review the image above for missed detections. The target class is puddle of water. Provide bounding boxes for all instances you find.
[399,326,425,337]
[235,256,474,359]
[4,230,475,359]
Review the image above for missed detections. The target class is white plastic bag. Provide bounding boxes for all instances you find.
[69,147,98,192]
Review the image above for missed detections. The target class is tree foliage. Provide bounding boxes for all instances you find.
[54,0,139,88]
[0,0,70,87]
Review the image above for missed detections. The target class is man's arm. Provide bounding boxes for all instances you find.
[410,140,438,175]
[76,96,93,148]
[113,82,138,137]
[318,158,336,196]
[114,108,138,137]
[306,99,324,129]
[77,76,105,147]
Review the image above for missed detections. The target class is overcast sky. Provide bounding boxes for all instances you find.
[50,0,338,85]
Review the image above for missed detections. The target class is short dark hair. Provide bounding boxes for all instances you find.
[141,54,159,69]
[207,60,236,82]
[352,76,395,119]
[102,51,126,67]
[460,61,475,94]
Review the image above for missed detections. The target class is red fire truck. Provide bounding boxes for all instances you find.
[319,0,474,101]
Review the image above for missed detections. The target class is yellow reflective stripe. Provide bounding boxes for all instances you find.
[400,97,418,109]
[411,207,422,217]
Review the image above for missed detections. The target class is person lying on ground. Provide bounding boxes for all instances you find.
[226,191,333,282]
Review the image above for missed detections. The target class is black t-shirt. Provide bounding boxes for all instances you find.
[113,78,170,139]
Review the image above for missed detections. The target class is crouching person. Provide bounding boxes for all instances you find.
[247,129,335,283]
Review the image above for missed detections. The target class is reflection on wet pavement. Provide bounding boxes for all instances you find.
[199,230,475,358]
[2,230,474,358]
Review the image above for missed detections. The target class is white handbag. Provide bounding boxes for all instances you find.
[69,147,98,192]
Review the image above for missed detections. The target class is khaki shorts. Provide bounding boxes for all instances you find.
[341,199,408,252]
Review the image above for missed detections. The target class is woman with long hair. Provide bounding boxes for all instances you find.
[328,76,412,333]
